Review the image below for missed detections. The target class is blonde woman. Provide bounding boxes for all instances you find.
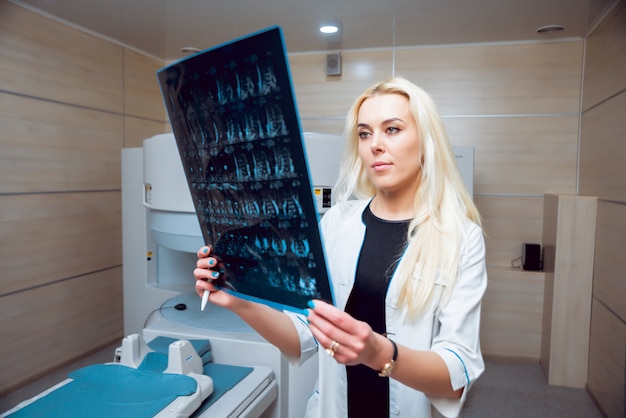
[194,77,487,417]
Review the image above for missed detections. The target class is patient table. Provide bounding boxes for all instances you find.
[1,334,277,418]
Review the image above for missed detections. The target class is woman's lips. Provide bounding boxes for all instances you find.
[372,161,391,172]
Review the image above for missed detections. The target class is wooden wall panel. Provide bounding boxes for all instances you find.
[593,201,626,322]
[444,116,578,195]
[123,49,167,121]
[395,41,583,116]
[581,2,626,414]
[540,195,597,388]
[300,118,345,136]
[0,268,123,395]
[124,116,168,148]
[587,298,626,418]
[579,92,626,202]
[0,4,161,397]
[480,267,544,360]
[582,1,626,111]
[0,1,124,113]
[0,92,123,193]
[475,196,544,267]
[290,50,393,118]
[0,192,122,295]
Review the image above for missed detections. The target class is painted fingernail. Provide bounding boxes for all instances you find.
[211,271,220,278]
[203,247,209,254]
[301,308,310,317]
[208,259,216,266]
[307,300,315,309]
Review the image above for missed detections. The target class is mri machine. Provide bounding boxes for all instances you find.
[119,131,342,418]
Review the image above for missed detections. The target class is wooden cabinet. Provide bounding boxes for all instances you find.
[480,267,545,360]
[540,194,597,388]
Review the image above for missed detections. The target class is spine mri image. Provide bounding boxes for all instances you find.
[157,27,333,310]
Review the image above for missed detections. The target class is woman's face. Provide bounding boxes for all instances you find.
[357,93,422,198]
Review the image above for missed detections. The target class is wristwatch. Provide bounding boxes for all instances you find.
[378,338,398,377]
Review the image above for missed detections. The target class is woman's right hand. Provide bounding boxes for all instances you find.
[194,246,237,309]
[195,246,302,358]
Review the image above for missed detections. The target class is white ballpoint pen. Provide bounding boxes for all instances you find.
[201,289,210,311]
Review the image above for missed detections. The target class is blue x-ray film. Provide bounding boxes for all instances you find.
[156,26,332,311]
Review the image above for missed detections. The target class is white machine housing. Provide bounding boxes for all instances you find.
[122,132,343,418]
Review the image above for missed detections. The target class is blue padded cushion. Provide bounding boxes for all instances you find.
[7,364,197,418]
[147,337,211,357]
[190,363,253,416]
[138,351,169,372]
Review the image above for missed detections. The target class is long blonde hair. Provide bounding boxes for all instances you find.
[333,77,483,318]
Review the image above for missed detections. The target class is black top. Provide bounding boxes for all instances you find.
[345,204,410,417]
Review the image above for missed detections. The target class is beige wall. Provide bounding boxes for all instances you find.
[0,1,167,394]
[0,0,604,397]
[579,2,626,417]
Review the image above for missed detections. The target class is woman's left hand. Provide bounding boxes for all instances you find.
[305,299,386,368]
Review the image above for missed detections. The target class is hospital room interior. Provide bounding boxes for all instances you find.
[1,0,625,416]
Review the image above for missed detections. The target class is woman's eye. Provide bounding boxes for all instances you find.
[358,131,370,139]
[386,126,400,134]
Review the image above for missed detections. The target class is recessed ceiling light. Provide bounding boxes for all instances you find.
[536,24,565,34]
[320,25,339,34]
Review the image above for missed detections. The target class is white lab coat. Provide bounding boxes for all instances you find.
[285,199,487,418]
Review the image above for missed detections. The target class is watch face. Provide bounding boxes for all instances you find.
[378,360,395,377]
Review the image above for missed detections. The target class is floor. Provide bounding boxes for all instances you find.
[0,341,120,414]
[462,360,605,418]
